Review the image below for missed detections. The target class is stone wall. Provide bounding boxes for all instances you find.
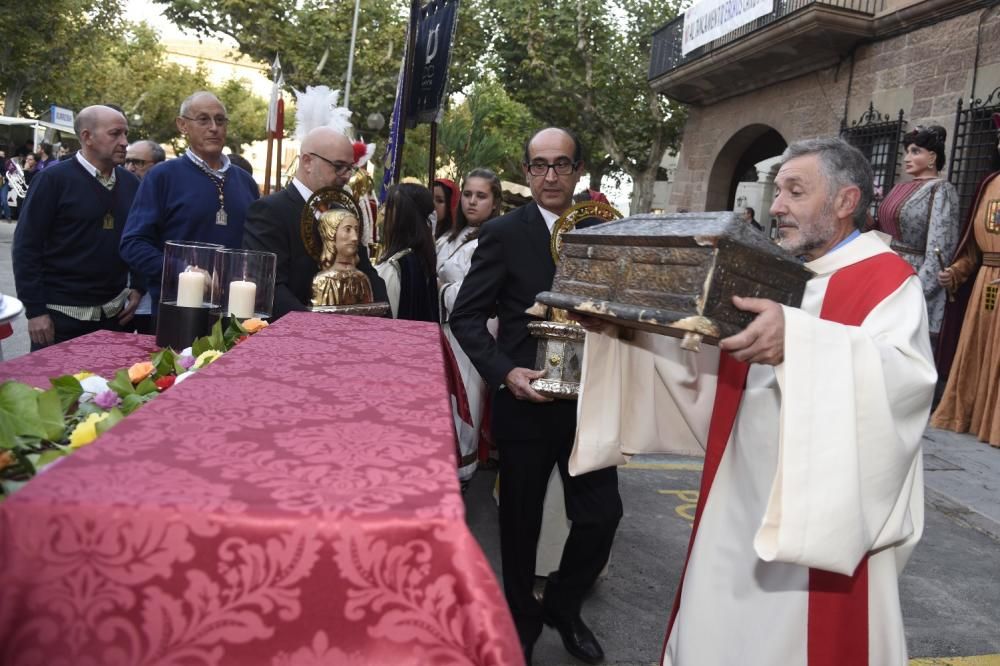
[669,5,1000,213]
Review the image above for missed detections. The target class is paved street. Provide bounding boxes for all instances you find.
[2,220,998,664]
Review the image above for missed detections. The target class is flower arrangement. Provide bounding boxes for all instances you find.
[0,318,268,495]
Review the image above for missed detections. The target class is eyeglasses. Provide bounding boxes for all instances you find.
[526,159,578,177]
[181,115,229,128]
[308,152,356,176]
[124,158,148,168]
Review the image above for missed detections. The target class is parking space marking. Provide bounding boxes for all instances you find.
[910,657,1000,665]
[657,489,699,522]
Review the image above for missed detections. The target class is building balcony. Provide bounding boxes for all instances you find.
[649,0,885,106]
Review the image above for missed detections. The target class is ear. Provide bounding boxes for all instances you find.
[835,185,861,223]
[175,116,186,134]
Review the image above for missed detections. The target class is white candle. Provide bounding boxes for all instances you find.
[176,270,205,308]
[228,280,257,319]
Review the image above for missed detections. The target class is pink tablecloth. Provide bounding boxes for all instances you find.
[0,312,522,666]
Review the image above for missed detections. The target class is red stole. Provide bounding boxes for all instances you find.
[662,251,915,666]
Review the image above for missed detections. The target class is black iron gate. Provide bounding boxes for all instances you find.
[949,87,1000,224]
[840,103,907,221]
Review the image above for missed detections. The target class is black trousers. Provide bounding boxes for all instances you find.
[496,424,622,647]
[30,308,124,352]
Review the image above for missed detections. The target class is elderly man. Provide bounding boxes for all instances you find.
[575,137,936,666]
[450,127,622,665]
[242,126,385,319]
[121,91,259,308]
[13,105,142,349]
[125,140,165,180]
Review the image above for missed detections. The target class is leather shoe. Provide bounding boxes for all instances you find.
[543,610,604,664]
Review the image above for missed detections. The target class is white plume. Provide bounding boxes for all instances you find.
[294,86,353,140]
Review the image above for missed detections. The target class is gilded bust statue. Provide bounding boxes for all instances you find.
[310,209,375,307]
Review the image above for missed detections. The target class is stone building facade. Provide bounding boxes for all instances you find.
[651,0,1000,225]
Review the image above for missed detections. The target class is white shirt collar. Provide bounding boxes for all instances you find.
[537,204,560,234]
[185,148,230,178]
[291,177,313,203]
[75,151,116,184]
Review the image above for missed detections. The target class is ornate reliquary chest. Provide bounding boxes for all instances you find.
[535,212,813,346]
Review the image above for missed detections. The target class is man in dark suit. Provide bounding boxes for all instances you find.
[451,127,622,664]
[243,126,385,318]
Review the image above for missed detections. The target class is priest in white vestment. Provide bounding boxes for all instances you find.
[573,138,936,666]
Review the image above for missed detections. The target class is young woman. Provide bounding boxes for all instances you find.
[437,168,503,485]
[432,178,459,245]
[375,183,439,322]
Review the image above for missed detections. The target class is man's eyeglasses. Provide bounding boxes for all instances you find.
[308,152,357,176]
[181,115,229,128]
[526,159,578,177]
[124,158,148,168]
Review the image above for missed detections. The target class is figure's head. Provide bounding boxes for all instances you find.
[743,207,755,222]
[522,127,584,215]
[74,105,129,171]
[456,167,503,233]
[177,92,228,163]
[299,127,355,192]
[902,124,946,176]
[317,209,361,267]
[125,139,165,179]
[770,137,872,261]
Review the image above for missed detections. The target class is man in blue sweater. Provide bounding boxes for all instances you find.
[13,105,143,350]
[120,91,259,309]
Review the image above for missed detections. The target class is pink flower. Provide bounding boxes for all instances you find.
[94,390,121,410]
[178,354,196,370]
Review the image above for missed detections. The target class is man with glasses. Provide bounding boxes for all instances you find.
[450,127,622,665]
[124,140,165,180]
[242,126,386,319]
[121,91,260,311]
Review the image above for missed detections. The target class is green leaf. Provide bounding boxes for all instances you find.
[36,389,67,442]
[119,393,145,416]
[49,375,83,411]
[0,381,47,446]
[94,408,124,435]
[135,378,158,396]
[223,316,247,348]
[150,348,178,378]
[36,448,69,469]
[108,369,136,397]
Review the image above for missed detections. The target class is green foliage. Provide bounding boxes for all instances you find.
[217,78,268,153]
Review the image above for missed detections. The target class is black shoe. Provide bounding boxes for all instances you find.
[543,610,604,664]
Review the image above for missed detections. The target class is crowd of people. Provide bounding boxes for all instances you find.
[6,88,1000,666]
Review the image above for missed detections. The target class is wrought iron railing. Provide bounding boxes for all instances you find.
[949,88,1000,225]
[840,102,907,223]
[649,0,885,81]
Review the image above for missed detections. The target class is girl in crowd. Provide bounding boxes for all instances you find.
[432,178,459,247]
[875,124,959,339]
[437,168,503,485]
[375,183,439,322]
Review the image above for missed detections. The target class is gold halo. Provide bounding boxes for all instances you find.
[550,200,623,263]
[300,187,364,263]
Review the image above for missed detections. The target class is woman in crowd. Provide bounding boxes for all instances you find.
[875,124,959,340]
[375,183,439,322]
[433,178,459,246]
[437,168,503,485]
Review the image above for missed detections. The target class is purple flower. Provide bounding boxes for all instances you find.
[94,390,121,410]
[178,354,196,370]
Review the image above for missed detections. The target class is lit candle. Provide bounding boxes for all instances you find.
[176,270,205,308]
[228,280,256,319]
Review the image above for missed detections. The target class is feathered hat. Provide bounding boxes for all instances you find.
[294,86,352,141]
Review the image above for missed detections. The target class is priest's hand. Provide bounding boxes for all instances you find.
[118,289,142,326]
[28,314,55,347]
[504,367,553,403]
[719,296,784,365]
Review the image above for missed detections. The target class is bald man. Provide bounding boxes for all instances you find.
[121,91,259,311]
[125,140,166,180]
[242,126,386,318]
[13,105,144,349]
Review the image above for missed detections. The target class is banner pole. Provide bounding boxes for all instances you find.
[263,133,274,196]
[428,121,437,188]
[394,0,421,186]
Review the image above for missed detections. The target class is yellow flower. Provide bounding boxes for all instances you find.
[73,371,95,380]
[242,318,268,333]
[194,350,223,369]
[69,412,111,449]
[128,361,155,384]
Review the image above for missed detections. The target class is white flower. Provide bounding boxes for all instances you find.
[173,371,195,385]
[78,375,110,402]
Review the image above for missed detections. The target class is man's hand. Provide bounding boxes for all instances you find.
[118,289,142,326]
[937,267,956,290]
[718,296,785,366]
[504,366,553,403]
[28,314,55,347]
[565,311,610,333]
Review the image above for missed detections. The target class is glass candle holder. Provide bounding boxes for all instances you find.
[156,241,223,351]
[212,249,277,321]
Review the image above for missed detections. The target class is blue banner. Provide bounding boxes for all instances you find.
[408,0,460,127]
[379,4,416,201]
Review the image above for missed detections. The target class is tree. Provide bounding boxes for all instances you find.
[216,79,268,153]
[488,0,687,211]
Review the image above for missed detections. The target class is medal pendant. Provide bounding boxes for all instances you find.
[216,209,228,226]
[103,213,114,230]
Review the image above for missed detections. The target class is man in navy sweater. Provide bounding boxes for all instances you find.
[13,105,143,350]
[121,91,259,309]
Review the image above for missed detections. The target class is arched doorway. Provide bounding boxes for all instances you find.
[705,125,787,212]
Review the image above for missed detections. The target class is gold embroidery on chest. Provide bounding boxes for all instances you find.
[987,199,1000,234]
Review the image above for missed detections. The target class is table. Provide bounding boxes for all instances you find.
[0,312,522,665]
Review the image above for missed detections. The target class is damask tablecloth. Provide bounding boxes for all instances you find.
[0,312,522,666]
